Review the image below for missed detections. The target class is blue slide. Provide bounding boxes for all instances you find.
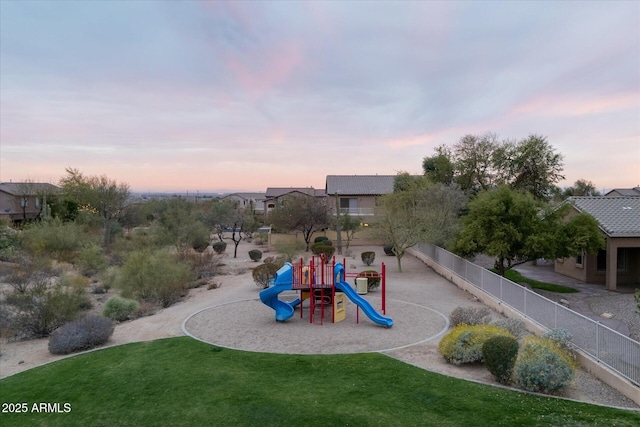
[335,281,393,328]
[259,263,300,322]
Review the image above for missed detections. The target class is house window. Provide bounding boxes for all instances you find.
[575,251,583,268]
[339,198,358,214]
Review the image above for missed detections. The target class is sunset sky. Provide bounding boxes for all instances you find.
[1,0,638,193]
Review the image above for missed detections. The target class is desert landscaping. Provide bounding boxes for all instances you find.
[1,242,637,410]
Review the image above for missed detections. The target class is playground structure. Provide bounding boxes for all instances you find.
[259,256,393,327]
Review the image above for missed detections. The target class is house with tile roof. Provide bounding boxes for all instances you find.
[263,187,326,213]
[325,175,396,216]
[0,182,60,222]
[220,192,267,214]
[554,196,640,291]
[605,187,640,197]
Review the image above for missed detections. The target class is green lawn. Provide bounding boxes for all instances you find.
[502,269,579,293]
[1,337,637,426]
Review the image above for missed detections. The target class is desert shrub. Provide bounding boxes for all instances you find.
[12,285,88,338]
[48,315,114,355]
[117,249,193,307]
[482,335,519,384]
[103,296,139,321]
[248,249,262,262]
[130,301,158,319]
[252,263,280,289]
[311,242,335,259]
[59,272,90,290]
[490,318,528,339]
[212,240,227,254]
[314,236,330,244]
[177,248,222,280]
[273,240,304,263]
[7,256,53,294]
[439,324,514,365]
[542,328,576,351]
[188,222,210,253]
[262,256,286,269]
[513,336,575,394]
[76,244,109,276]
[361,251,375,266]
[0,226,21,262]
[357,270,381,290]
[449,306,492,327]
[22,219,89,261]
[99,266,120,291]
[383,244,394,256]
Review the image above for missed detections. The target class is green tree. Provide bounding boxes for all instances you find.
[376,177,466,271]
[268,194,330,251]
[422,145,455,185]
[422,133,565,201]
[504,135,565,200]
[455,186,603,275]
[59,168,130,247]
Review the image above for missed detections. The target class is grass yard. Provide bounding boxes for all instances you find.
[502,269,579,293]
[1,337,637,426]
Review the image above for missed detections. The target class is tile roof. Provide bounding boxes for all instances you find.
[568,196,640,237]
[264,187,322,198]
[604,187,640,197]
[0,182,60,195]
[325,175,396,195]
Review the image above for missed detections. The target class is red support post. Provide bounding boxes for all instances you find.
[382,262,386,315]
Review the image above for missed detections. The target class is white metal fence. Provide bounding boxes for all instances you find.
[414,243,640,387]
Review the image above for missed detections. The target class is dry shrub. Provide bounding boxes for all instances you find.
[48,315,114,355]
[449,306,491,327]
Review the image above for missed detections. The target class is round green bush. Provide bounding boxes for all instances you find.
[248,249,262,262]
[212,241,227,254]
[482,335,519,384]
[314,236,331,244]
[252,263,280,289]
[383,244,394,256]
[439,324,514,365]
[103,296,140,322]
[361,251,375,266]
[357,270,381,290]
[513,336,575,394]
[311,242,335,259]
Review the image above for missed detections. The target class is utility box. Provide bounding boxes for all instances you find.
[355,277,368,295]
[333,292,346,322]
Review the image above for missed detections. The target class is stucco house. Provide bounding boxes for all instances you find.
[325,175,395,216]
[0,182,60,223]
[220,192,267,214]
[263,187,326,213]
[554,196,640,291]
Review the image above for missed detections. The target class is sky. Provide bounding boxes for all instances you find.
[1,0,639,193]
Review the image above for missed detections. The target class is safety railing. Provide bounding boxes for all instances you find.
[414,242,639,386]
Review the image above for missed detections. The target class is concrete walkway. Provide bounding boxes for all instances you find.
[513,262,638,338]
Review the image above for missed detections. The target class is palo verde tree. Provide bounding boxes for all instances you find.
[454,185,604,276]
[375,174,467,272]
[268,194,330,251]
[59,168,130,247]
